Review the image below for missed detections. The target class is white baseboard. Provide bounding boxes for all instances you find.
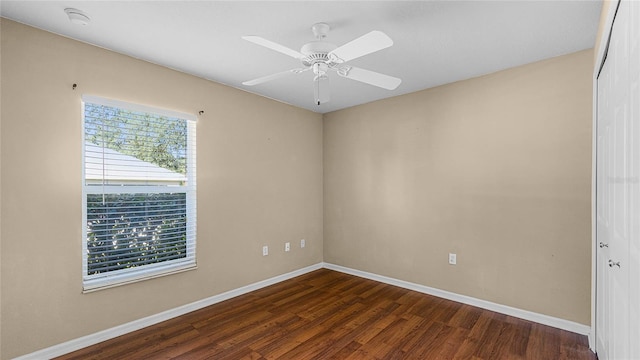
[14,263,323,360]
[323,263,591,336]
[16,261,591,359]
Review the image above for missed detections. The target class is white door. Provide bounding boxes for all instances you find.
[609,4,630,358]
[595,48,612,358]
[595,1,640,359]
[629,0,640,358]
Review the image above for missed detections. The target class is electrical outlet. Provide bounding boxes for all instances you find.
[285,242,291,252]
[449,253,457,265]
[300,239,306,248]
[263,246,269,256]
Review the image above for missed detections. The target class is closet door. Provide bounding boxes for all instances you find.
[595,25,627,360]
[607,3,630,357]
[595,48,612,359]
[628,0,640,357]
[595,1,639,358]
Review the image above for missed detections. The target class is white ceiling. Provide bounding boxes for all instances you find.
[1,1,602,113]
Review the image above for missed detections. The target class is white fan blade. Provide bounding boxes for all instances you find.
[314,76,330,105]
[243,68,307,86]
[329,31,393,63]
[242,36,304,59]
[337,66,401,90]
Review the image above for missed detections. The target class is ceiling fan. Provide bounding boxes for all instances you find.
[242,23,402,106]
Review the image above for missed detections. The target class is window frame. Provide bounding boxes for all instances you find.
[81,95,197,292]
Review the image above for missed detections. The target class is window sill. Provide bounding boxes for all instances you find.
[83,263,197,293]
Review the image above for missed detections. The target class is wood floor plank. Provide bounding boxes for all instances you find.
[54,269,596,360]
[409,322,458,358]
[327,341,363,359]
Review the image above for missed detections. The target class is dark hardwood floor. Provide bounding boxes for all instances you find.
[56,269,596,359]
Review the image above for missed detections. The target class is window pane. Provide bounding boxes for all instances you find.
[86,193,188,275]
[84,103,188,186]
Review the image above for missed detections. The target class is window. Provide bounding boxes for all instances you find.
[82,95,196,291]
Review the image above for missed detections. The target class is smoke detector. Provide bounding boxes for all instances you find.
[64,8,90,26]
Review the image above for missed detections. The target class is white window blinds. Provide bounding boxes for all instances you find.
[82,95,196,291]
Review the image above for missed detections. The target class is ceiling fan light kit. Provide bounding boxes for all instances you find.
[242,22,401,106]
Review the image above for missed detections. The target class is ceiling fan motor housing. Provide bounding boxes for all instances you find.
[300,41,338,67]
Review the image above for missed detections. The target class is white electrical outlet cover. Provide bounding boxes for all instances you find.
[301,239,306,248]
[263,246,269,256]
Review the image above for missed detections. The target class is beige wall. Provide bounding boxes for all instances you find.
[324,49,593,325]
[0,19,323,359]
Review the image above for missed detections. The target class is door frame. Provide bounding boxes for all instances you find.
[592,0,621,351]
